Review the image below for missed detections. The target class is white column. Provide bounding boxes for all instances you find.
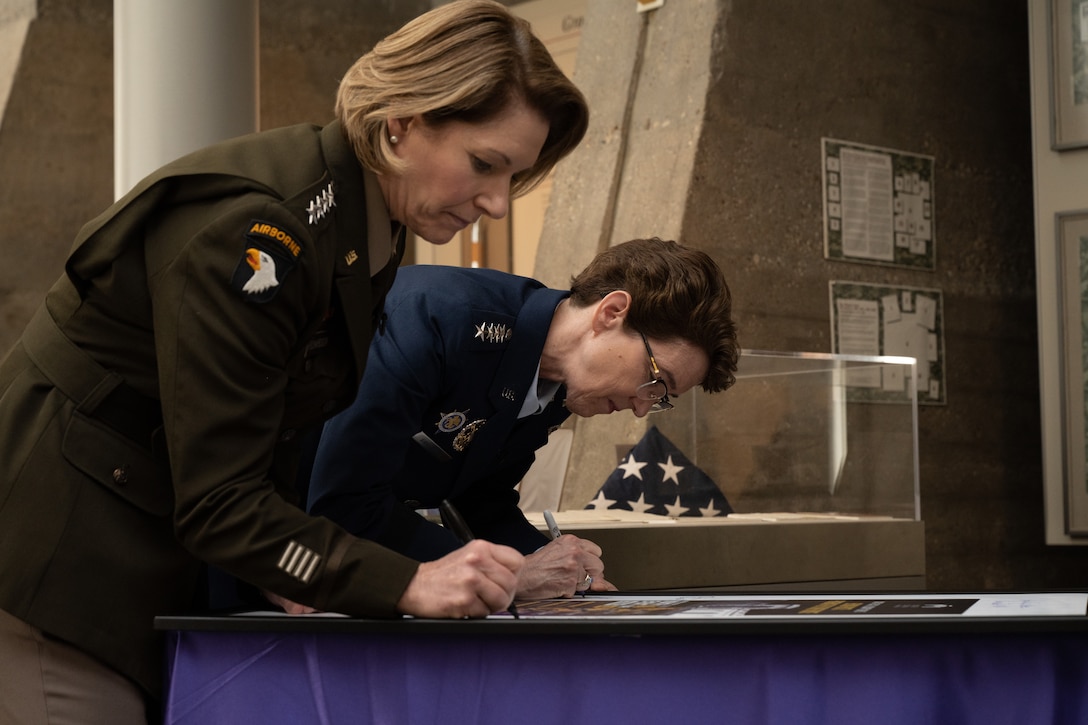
[113,0,259,198]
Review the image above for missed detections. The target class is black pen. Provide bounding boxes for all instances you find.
[439,499,520,619]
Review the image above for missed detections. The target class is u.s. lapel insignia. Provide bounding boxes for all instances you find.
[453,419,487,452]
[474,322,512,343]
[306,182,336,225]
[436,410,468,434]
[502,387,516,401]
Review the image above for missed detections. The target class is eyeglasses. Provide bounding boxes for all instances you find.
[637,332,674,413]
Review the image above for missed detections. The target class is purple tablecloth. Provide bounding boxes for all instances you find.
[163,627,1088,724]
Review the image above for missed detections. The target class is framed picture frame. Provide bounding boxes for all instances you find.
[1048,0,1088,150]
[1056,210,1088,535]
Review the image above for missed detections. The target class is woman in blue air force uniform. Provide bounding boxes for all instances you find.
[309,237,740,600]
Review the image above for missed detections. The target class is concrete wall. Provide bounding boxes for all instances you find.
[698,0,1083,590]
[1,0,1086,591]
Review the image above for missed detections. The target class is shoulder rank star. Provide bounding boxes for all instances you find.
[306,182,336,225]
[474,322,512,343]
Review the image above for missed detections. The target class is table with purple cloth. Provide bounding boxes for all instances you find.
[156,592,1088,725]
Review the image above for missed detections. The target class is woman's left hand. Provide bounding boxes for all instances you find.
[516,535,618,600]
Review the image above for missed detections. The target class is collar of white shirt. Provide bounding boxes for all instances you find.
[518,364,561,418]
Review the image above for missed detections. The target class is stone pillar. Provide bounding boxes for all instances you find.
[113,0,258,197]
[0,0,36,129]
[535,0,724,509]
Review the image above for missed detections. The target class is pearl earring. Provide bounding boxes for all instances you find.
[389,135,399,144]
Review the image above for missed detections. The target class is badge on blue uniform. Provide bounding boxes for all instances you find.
[436,410,468,433]
[232,219,303,303]
[430,409,487,454]
[453,419,487,452]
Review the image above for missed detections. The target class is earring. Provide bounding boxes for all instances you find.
[389,135,399,144]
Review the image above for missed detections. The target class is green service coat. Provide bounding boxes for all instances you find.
[0,121,418,697]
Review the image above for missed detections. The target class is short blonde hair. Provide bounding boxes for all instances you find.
[335,0,588,197]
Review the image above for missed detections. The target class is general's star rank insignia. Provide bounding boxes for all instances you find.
[474,322,512,343]
[306,182,335,225]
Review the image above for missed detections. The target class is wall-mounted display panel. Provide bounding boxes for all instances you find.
[822,138,936,270]
[830,281,945,405]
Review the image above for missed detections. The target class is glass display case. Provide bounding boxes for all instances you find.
[521,350,925,591]
[672,349,920,521]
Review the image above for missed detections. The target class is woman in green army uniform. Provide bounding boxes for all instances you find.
[0,1,588,722]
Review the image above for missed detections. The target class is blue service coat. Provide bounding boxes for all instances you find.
[308,265,571,560]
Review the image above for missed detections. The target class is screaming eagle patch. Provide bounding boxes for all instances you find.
[232,220,303,303]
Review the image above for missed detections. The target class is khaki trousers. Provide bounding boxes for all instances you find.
[0,608,148,725]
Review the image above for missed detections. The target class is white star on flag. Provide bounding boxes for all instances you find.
[617,455,648,480]
[658,455,684,485]
[628,492,654,514]
[700,499,723,517]
[664,495,689,517]
[586,490,616,510]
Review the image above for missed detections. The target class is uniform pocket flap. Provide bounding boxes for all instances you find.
[62,411,173,516]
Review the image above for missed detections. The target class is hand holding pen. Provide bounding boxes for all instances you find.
[542,510,600,596]
[395,538,523,620]
[440,499,520,619]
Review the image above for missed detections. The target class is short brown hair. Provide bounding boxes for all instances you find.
[335,0,588,197]
[569,238,739,392]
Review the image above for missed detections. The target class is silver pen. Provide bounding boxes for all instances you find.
[543,509,562,540]
[543,510,592,596]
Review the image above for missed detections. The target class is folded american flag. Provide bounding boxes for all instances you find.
[585,426,732,517]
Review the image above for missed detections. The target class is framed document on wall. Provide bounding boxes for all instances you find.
[822,139,936,269]
[1056,210,1088,535]
[829,281,945,405]
[1048,0,1088,150]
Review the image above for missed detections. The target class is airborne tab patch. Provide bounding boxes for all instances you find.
[232,219,303,303]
